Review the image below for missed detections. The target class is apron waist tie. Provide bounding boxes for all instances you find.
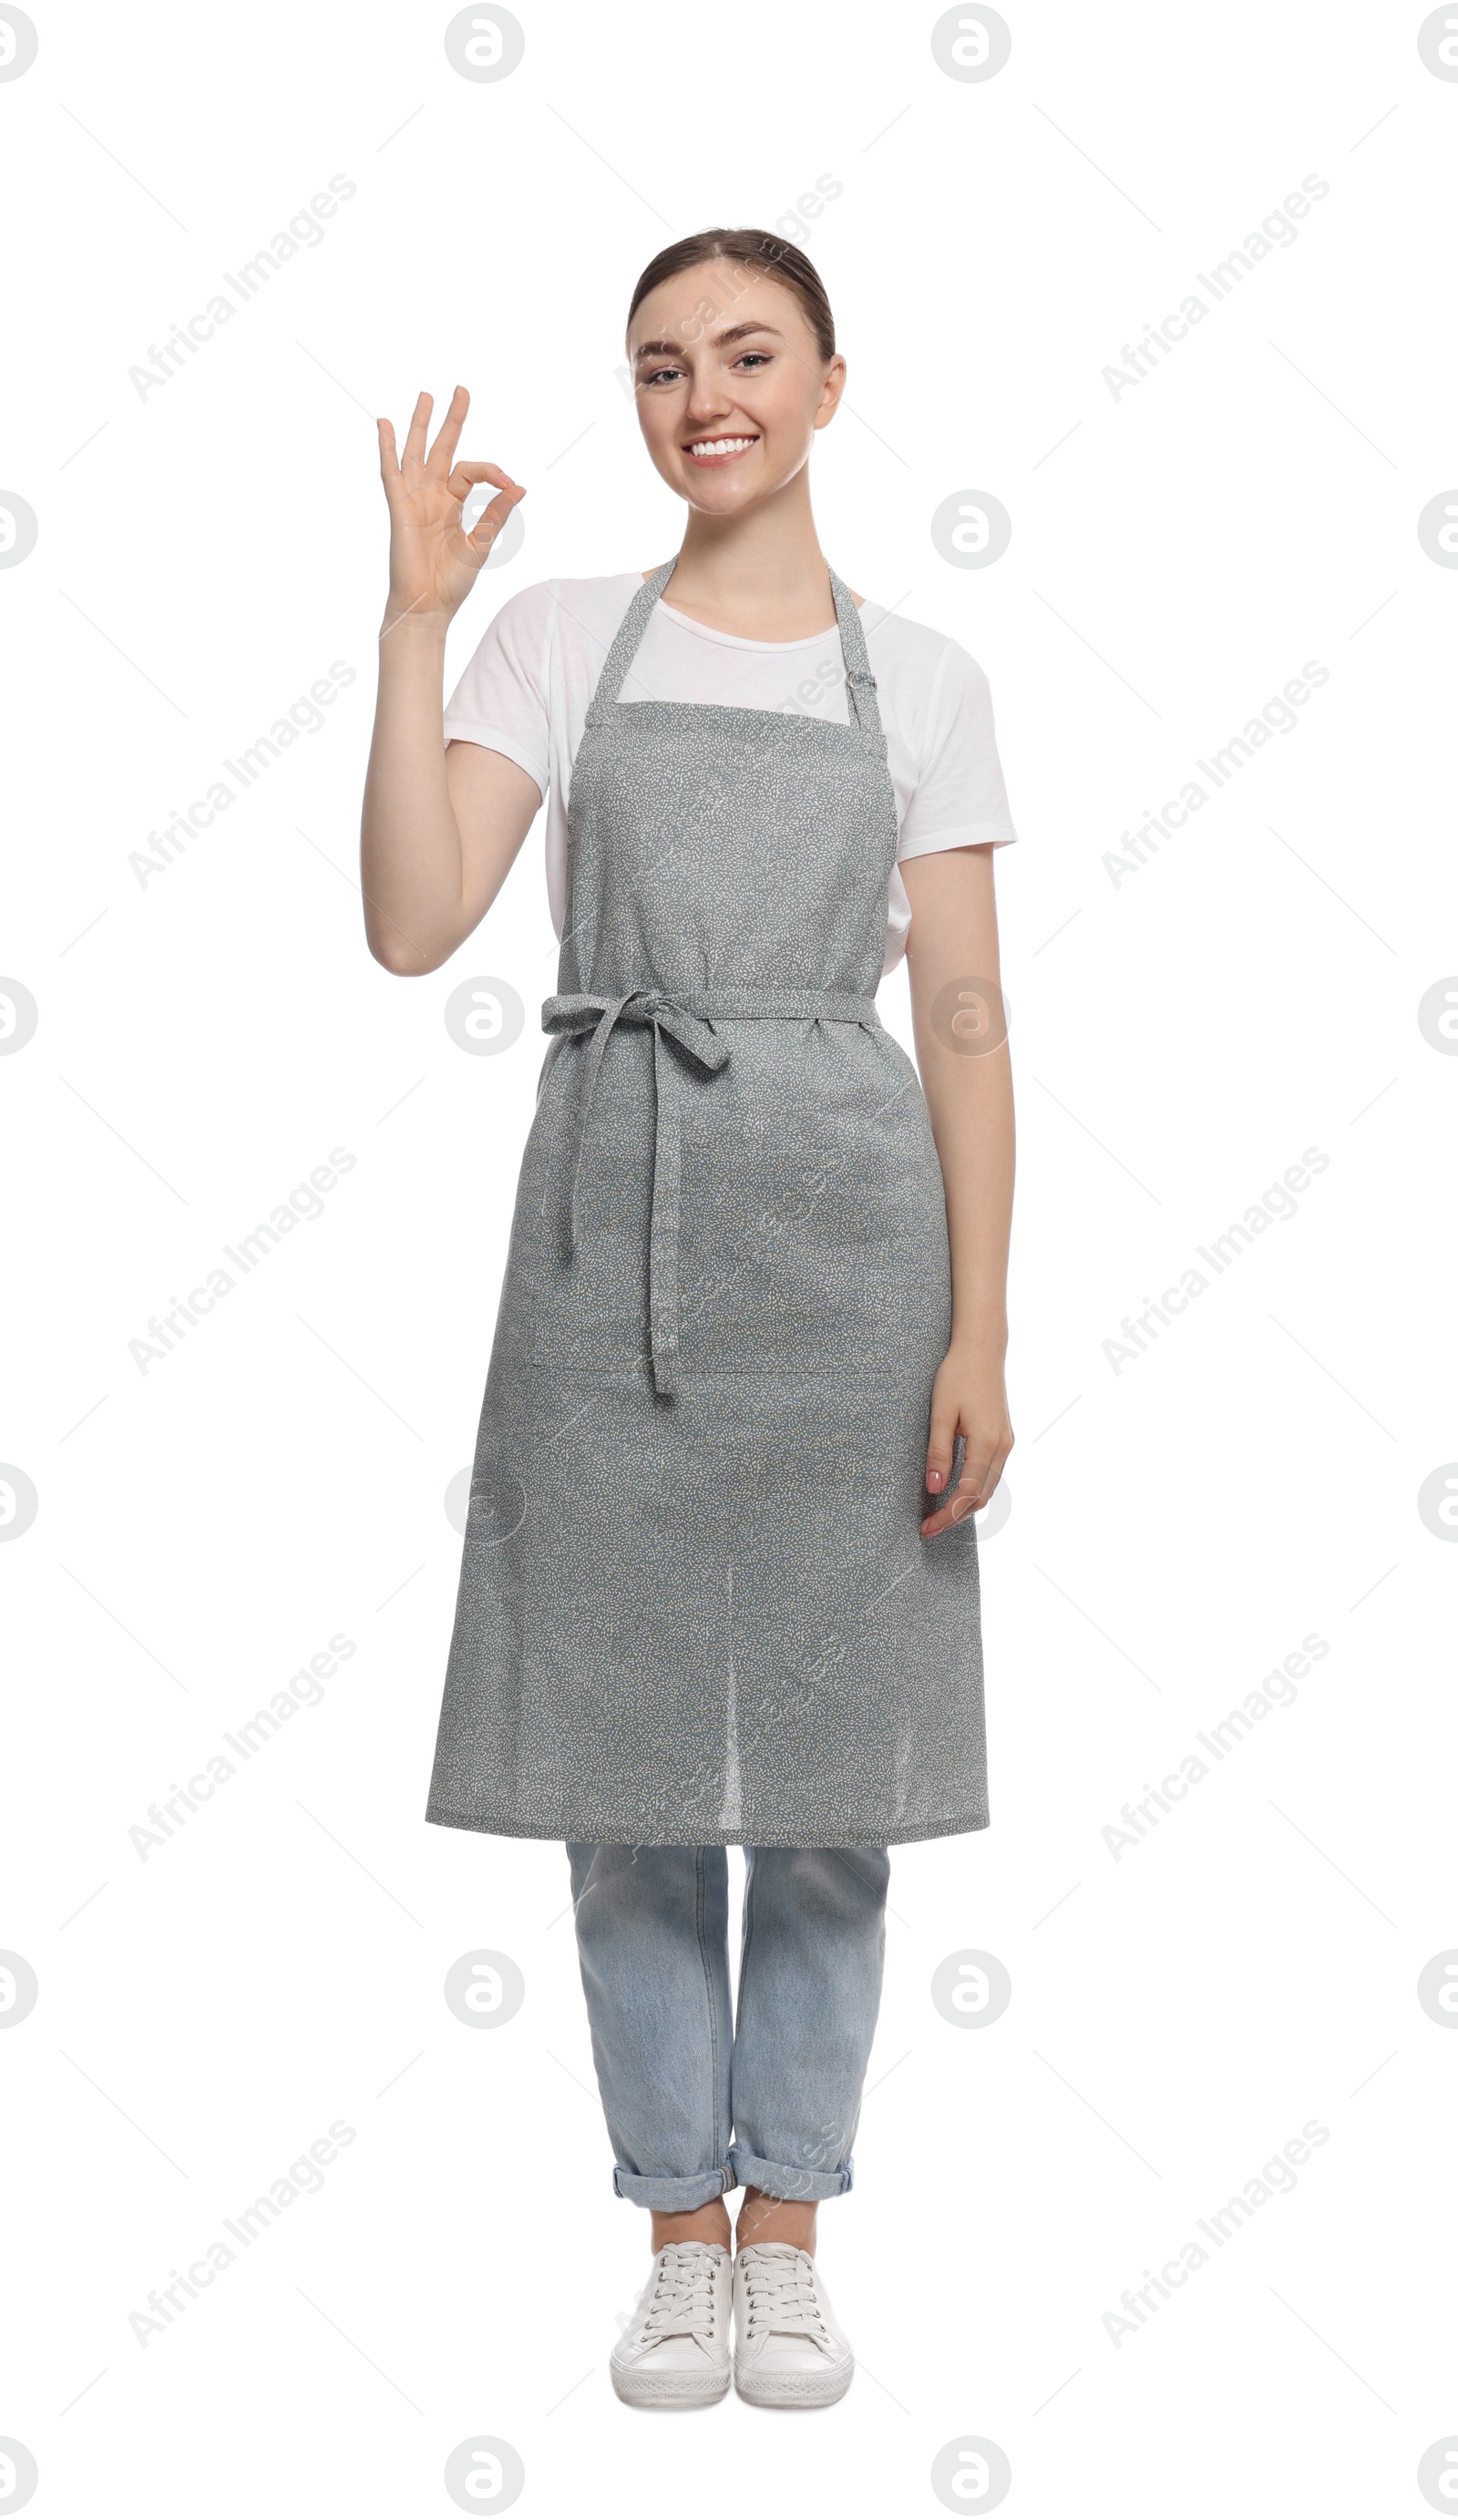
[541,989,882,1395]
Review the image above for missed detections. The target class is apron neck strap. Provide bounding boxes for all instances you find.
[828,568,885,740]
[585,560,678,723]
[583,557,886,740]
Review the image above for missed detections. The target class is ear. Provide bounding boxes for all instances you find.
[814,353,847,430]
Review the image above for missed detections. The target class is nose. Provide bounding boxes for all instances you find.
[683,360,730,426]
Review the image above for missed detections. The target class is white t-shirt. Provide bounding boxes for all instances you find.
[443,572,1018,974]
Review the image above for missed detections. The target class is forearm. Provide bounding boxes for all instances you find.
[901,847,1015,1353]
[360,610,468,974]
[918,1038,1014,1351]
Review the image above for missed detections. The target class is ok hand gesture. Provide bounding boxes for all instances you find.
[375,384,525,630]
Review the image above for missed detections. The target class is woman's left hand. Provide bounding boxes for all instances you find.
[921,1343,1013,1537]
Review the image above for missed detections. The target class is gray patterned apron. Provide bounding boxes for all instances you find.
[426,560,987,1848]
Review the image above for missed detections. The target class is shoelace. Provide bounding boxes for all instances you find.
[633,2245,722,2347]
[739,2246,831,2343]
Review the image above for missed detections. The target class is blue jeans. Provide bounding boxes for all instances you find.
[566,1843,890,2209]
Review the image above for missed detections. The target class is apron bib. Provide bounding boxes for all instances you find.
[426,561,987,1847]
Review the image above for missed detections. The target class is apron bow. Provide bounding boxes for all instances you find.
[541,990,733,1396]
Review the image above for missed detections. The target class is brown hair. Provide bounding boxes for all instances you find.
[625,228,837,364]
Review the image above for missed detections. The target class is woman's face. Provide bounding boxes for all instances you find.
[628,259,845,516]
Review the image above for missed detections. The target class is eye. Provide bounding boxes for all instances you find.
[642,364,683,388]
[734,352,771,370]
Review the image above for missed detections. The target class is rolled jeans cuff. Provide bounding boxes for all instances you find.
[728,2143,854,2202]
[611,2161,734,2209]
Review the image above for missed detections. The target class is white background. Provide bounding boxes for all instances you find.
[3,1,1456,2513]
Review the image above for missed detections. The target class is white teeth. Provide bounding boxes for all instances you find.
[686,436,755,456]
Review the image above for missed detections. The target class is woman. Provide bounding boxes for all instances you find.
[362,230,1016,2411]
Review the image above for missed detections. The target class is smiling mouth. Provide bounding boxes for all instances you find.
[683,435,759,465]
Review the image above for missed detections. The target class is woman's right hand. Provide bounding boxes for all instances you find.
[375,384,526,630]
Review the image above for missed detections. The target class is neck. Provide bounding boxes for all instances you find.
[662,472,837,638]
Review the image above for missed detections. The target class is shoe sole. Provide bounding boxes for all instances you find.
[611,2361,731,2410]
[734,2357,854,2410]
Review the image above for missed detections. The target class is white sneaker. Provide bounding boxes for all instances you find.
[610,2241,732,2409]
[733,2242,855,2408]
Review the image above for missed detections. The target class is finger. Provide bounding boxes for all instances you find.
[464,482,527,556]
[446,468,519,541]
[446,460,519,507]
[376,416,402,489]
[920,1478,981,1537]
[923,1398,961,1496]
[920,1432,1008,1535]
[426,383,471,475]
[920,1468,980,1535]
[920,1437,982,1535]
[402,390,434,469]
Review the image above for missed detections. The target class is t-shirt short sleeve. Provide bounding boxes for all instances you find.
[442,579,555,800]
[895,638,1018,862]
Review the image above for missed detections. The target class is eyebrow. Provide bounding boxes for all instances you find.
[632,322,784,364]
